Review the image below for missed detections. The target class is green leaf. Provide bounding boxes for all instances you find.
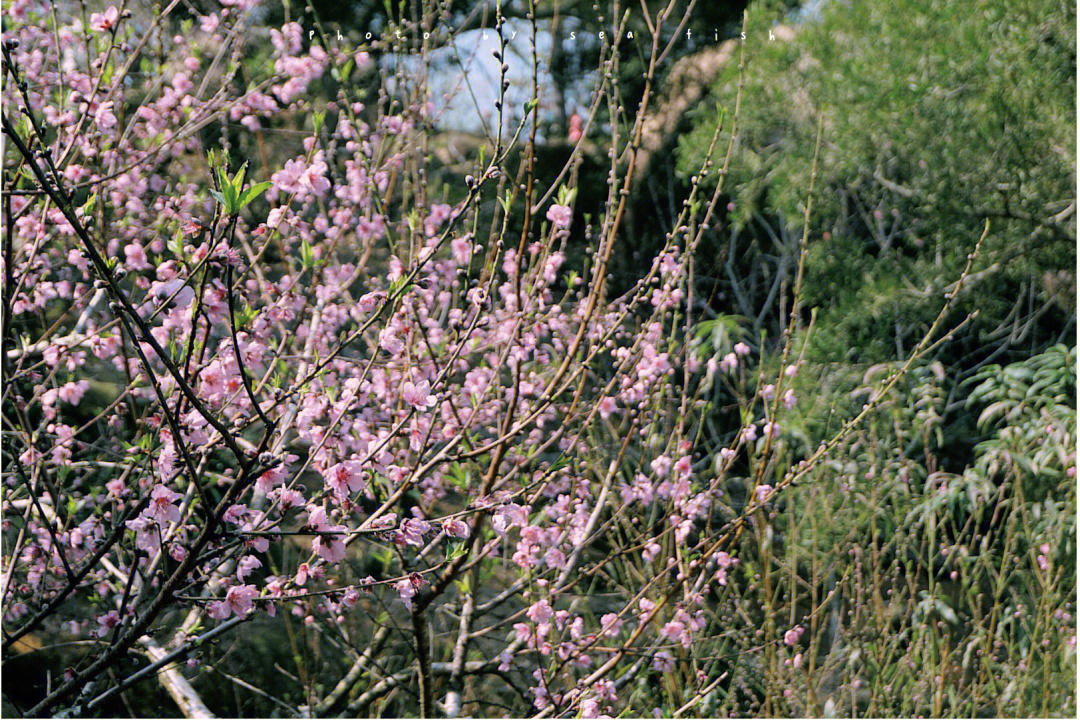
[231,164,248,195]
[235,303,257,328]
[237,181,272,210]
[388,275,414,297]
[169,228,185,259]
[212,166,249,214]
[216,167,230,192]
[445,541,466,561]
[79,193,98,217]
[548,455,572,474]
[300,240,316,271]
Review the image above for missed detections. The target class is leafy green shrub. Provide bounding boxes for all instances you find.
[678,0,1075,366]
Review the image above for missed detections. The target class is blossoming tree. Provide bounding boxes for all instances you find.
[0,0,998,717]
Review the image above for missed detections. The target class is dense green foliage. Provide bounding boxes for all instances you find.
[659,3,1077,714]
[679,0,1075,366]
[717,345,1077,716]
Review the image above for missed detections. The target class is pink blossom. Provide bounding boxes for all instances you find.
[451,237,473,265]
[661,620,685,641]
[270,22,302,54]
[124,243,152,270]
[378,325,405,355]
[172,72,194,94]
[600,613,623,638]
[650,455,672,478]
[265,207,286,228]
[96,610,121,637]
[147,485,182,526]
[306,505,333,531]
[402,379,436,410]
[358,291,385,312]
[514,622,533,643]
[543,547,566,569]
[673,455,693,478]
[313,530,347,563]
[424,203,453,236]
[441,518,469,538]
[394,573,427,609]
[106,477,128,499]
[299,155,331,196]
[491,503,528,535]
[323,460,366,498]
[89,5,120,32]
[542,252,565,283]
[295,563,310,586]
[124,516,159,552]
[43,346,61,367]
[270,487,305,509]
[237,555,262,581]
[652,650,675,673]
[568,113,583,142]
[398,518,431,546]
[94,102,118,131]
[706,356,719,378]
[546,204,572,230]
[527,600,553,625]
[223,504,247,524]
[56,381,89,405]
[209,584,258,620]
